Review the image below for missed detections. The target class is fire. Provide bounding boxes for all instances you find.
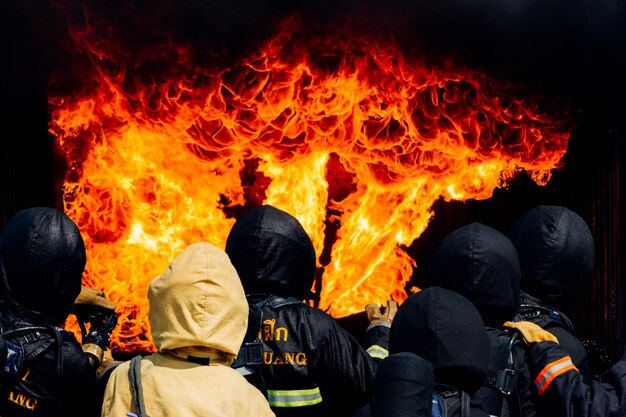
[49,18,570,353]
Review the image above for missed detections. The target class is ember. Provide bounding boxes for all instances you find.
[49,15,570,353]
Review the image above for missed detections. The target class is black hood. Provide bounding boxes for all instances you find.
[428,222,521,326]
[370,352,434,417]
[508,205,594,299]
[0,207,86,324]
[225,205,317,300]
[390,287,489,394]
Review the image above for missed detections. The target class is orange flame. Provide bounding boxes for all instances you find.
[49,20,570,353]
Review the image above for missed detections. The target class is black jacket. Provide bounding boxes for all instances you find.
[525,342,626,417]
[390,287,491,417]
[0,207,99,417]
[244,294,381,417]
[0,316,99,417]
[226,205,383,417]
[428,222,535,417]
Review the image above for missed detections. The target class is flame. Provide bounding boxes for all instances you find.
[49,18,570,353]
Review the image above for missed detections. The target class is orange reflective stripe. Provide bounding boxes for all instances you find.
[534,356,578,395]
[534,356,571,385]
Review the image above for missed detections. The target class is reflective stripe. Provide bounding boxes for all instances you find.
[366,344,389,360]
[268,387,323,407]
[534,356,578,395]
[235,366,253,376]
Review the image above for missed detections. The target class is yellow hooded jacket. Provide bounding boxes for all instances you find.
[101,242,275,417]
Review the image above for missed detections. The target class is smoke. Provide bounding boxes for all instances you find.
[171,1,626,70]
[5,0,626,105]
[152,0,626,98]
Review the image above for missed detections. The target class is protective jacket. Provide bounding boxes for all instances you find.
[390,287,491,417]
[225,205,382,417]
[101,242,274,417]
[525,341,626,417]
[509,205,593,379]
[428,222,535,417]
[241,294,381,417]
[0,207,99,417]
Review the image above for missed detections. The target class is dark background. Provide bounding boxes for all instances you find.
[2,0,625,372]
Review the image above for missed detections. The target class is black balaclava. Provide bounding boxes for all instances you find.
[508,205,594,300]
[370,352,434,417]
[428,222,521,326]
[0,207,86,324]
[225,205,317,300]
[390,287,489,395]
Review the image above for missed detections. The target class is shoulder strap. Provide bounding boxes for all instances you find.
[516,305,575,334]
[128,355,150,417]
[461,389,470,417]
[232,299,268,398]
[477,329,522,417]
[1,324,62,375]
[267,296,302,309]
[497,331,518,395]
[482,329,517,395]
[233,299,265,371]
[0,323,66,412]
[492,330,524,417]
[505,332,524,417]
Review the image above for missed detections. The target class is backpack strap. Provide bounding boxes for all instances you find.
[461,389,470,417]
[128,355,150,417]
[1,325,61,377]
[233,299,265,374]
[267,296,302,309]
[516,305,575,334]
[0,323,67,413]
[494,331,518,396]
[232,297,268,398]
[504,332,523,417]
[478,328,522,417]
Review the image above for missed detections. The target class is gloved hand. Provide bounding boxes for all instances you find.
[503,321,559,345]
[74,286,115,311]
[365,300,398,329]
[96,348,122,377]
[81,313,118,347]
[73,286,117,367]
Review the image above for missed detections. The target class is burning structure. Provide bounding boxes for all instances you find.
[1,0,624,369]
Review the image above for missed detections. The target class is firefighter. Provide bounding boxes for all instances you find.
[353,352,435,417]
[508,205,593,378]
[101,242,275,417]
[0,207,115,417]
[225,205,394,417]
[428,222,536,417]
[504,320,626,417]
[389,286,491,417]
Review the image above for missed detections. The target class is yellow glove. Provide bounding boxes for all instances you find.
[73,286,117,368]
[74,286,115,311]
[96,348,122,377]
[365,300,398,328]
[503,321,559,345]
